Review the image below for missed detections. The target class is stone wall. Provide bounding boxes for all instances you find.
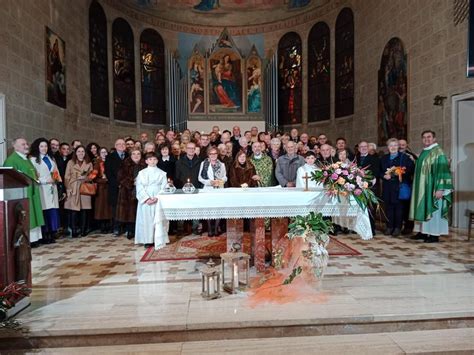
[1,0,472,154]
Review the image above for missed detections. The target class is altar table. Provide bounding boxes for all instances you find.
[156,187,372,271]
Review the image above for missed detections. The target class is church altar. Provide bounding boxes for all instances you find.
[155,187,372,271]
[157,187,372,240]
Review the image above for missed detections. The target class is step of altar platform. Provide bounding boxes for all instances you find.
[9,328,474,354]
[2,314,473,350]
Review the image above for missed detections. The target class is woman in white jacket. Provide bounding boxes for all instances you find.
[29,138,60,244]
[198,146,227,236]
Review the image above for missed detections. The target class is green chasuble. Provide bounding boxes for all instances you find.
[3,152,45,229]
[251,154,275,187]
[409,144,453,222]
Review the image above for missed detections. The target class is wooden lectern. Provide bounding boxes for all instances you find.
[0,167,34,318]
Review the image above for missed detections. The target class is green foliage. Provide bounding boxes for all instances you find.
[288,211,334,239]
[283,266,302,285]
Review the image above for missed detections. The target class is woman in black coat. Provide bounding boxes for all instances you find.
[380,138,414,237]
[157,143,176,183]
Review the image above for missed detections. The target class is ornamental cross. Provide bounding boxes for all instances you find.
[302,172,310,191]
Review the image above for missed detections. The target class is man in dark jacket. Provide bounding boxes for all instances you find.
[105,138,128,236]
[356,140,381,236]
[175,142,202,189]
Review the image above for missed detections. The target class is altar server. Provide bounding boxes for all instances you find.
[296,151,322,189]
[135,153,168,249]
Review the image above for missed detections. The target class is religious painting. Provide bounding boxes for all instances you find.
[112,18,136,122]
[377,37,408,146]
[246,47,262,113]
[45,27,66,108]
[288,0,311,9]
[208,50,243,114]
[140,28,166,125]
[188,49,206,114]
[335,7,354,118]
[193,0,219,11]
[308,21,330,122]
[278,32,302,125]
[468,0,474,77]
[89,1,109,117]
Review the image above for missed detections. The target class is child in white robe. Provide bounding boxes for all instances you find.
[296,151,323,189]
[135,153,168,249]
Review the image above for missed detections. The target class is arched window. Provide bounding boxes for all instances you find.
[377,37,407,145]
[89,0,109,117]
[308,22,330,122]
[335,7,354,118]
[140,29,166,125]
[278,32,302,125]
[112,18,136,122]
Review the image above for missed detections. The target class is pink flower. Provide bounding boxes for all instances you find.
[342,170,349,176]
[335,168,342,175]
[330,173,339,180]
[354,188,363,196]
[323,171,328,177]
[347,174,354,180]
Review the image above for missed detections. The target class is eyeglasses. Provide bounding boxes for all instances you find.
[209,152,218,155]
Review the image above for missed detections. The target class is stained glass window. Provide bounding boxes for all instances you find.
[89,1,109,117]
[377,38,408,145]
[335,7,354,118]
[278,32,302,125]
[140,29,166,125]
[308,22,330,122]
[112,18,136,122]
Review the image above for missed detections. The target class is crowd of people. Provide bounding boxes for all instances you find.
[3,125,453,249]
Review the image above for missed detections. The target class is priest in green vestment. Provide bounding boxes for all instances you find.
[409,130,453,243]
[3,137,44,244]
[250,141,275,187]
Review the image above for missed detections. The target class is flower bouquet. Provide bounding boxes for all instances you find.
[385,166,406,182]
[311,161,378,211]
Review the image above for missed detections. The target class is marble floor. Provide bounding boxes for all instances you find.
[2,229,473,353]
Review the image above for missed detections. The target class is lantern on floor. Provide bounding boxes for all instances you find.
[220,251,250,294]
[200,258,221,300]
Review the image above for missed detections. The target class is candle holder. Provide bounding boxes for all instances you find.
[200,258,221,300]
[183,179,196,194]
[163,179,176,194]
[220,251,250,294]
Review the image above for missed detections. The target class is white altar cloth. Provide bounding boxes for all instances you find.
[156,187,372,240]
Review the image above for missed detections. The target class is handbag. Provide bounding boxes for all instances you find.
[398,154,411,200]
[399,182,411,200]
[79,182,97,196]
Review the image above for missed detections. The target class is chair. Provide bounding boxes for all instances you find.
[468,210,474,241]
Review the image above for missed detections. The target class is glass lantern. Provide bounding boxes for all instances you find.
[220,252,250,294]
[163,178,176,194]
[200,258,221,300]
[182,178,196,194]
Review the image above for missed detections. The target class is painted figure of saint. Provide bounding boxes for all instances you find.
[213,54,241,108]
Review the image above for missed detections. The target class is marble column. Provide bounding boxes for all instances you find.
[252,218,266,273]
[271,218,288,266]
[226,219,243,252]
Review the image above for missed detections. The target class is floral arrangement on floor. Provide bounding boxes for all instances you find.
[283,212,334,283]
[311,161,379,211]
[0,280,31,329]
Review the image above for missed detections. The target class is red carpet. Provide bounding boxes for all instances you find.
[140,234,361,262]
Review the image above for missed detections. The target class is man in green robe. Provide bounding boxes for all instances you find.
[409,130,453,243]
[3,137,44,246]
[250,141,275,187]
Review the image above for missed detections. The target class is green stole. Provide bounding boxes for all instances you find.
[409,144,453,222]
[3,152,45,229]
[250,154,275,187]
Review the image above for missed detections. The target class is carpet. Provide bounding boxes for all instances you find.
[140,234,361,262]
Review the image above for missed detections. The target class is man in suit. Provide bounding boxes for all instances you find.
[105,138,128,236]
[356,140,381,236]
[55,142,70,235]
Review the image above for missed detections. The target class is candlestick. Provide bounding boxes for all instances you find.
[233,262,239,289]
